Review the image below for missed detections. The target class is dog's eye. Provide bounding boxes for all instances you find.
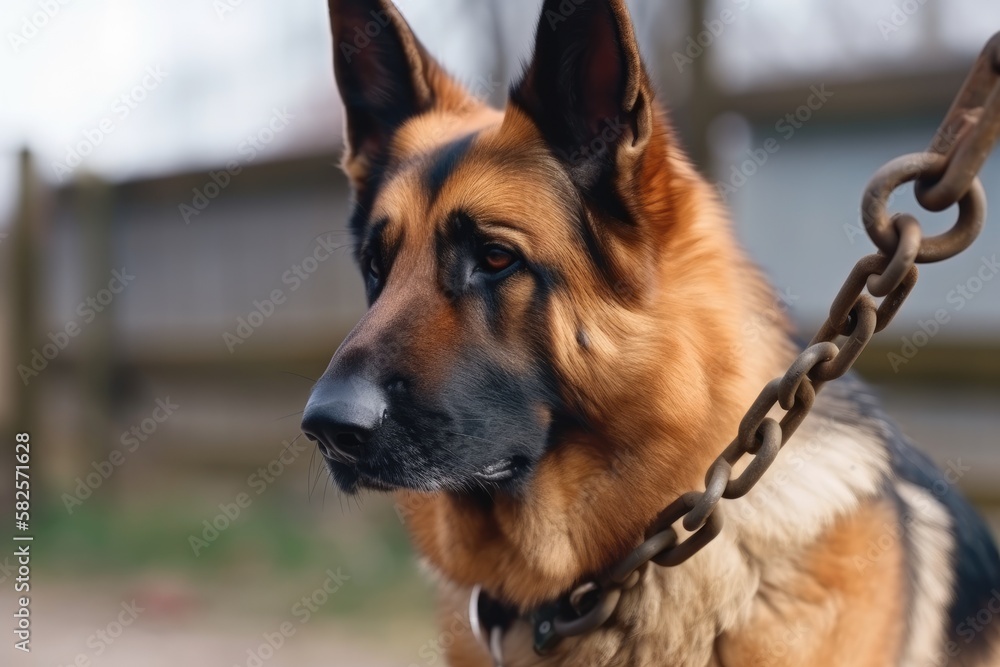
[479,246,518,274]
[367,256,382,281]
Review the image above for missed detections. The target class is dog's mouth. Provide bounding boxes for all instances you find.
[318,447,533,495]
[472,457,529,483]
[355,470,400,492]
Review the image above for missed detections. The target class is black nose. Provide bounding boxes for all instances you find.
[301,376,388,464]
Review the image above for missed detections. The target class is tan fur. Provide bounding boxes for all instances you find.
[718,499,905,666]
[432,500,909,667]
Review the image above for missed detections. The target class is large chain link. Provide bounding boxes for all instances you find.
[537,31,1000,649]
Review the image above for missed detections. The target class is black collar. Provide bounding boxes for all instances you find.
[471,584,582,658]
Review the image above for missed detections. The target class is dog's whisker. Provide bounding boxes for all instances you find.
[274,410,305,423]
[277,370,319,384]
[306,446,318,500]
[309,456,327,501]
[279,432,304,458]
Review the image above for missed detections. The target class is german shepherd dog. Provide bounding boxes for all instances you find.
[302,0,1000,664]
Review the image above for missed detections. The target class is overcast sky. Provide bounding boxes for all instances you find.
[1,0,998,224]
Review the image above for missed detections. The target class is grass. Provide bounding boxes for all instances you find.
[29,491,433,620]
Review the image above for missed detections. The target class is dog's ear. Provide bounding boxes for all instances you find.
[328,0,466,186]
[510,0,654,207]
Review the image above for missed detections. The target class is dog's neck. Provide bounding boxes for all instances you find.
[429,381,892,665]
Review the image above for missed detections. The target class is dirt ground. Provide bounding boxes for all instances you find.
[4,578,438,667]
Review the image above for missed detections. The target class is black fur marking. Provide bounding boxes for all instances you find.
[584,173,634,226]
[575,205,614,276]
[531,263,560,300]
[572,204,642,301]
[360,217,401,305]
[434,212,474,304]
[348,151,391,247]
[426,133,477,202]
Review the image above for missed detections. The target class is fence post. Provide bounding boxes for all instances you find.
[685,0,721,175]
[9,149,43,456]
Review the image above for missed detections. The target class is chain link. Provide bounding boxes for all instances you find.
[916,32,1000,213]
[538,31,1000,650]
[863,153,987,263]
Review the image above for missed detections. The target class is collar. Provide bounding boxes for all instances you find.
[468,493,725,662]
[469,584,515,665]
[468,574,636,663]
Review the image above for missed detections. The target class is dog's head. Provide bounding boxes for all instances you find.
[304,0,725,498]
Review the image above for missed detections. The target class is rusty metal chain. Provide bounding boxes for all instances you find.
[536,31,1000,650]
